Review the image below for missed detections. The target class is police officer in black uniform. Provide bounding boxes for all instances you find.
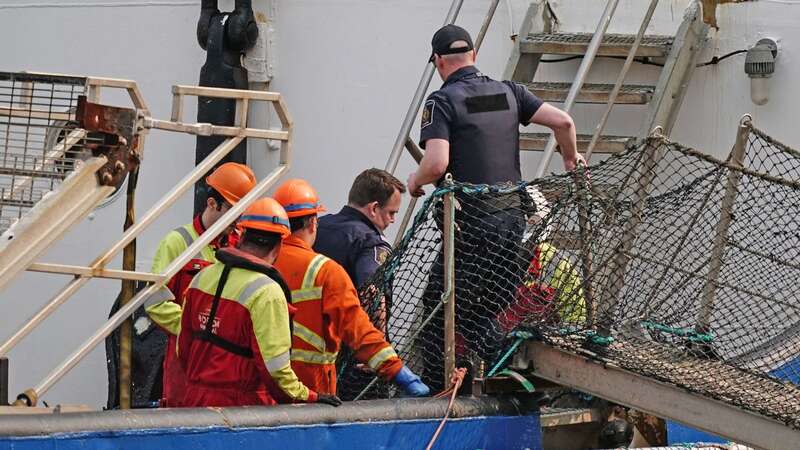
[408,24,582,392]
[314,168,405,400]
[314,168,405,289]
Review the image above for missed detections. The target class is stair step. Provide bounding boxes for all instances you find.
[521,32,673,58]
[527,82,655,104]
[520,133,633,154]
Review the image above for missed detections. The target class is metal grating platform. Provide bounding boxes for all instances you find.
[0,72,92,234]
[519,132,634,154]
[526,82,655,104]
[521,32,673,58]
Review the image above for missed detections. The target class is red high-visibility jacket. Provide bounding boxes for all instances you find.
[146,216,215,407]
[274,235,403,395]
[177,247,317,407]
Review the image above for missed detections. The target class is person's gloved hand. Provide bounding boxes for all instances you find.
[316,394,343,407]
[394,365,430,397]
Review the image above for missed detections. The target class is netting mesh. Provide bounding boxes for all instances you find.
[0,72,94,234]
[339,124,800,429]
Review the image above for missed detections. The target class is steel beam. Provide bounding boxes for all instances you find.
[517,341,800,450]
[0,158,113,294]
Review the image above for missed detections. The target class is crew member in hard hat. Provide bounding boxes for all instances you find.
[406,24,582,392]
[144,162,256,407]
[493,186,587,335]
[272,179,429,397]
[313,168,405,289]
[176,198,341,407]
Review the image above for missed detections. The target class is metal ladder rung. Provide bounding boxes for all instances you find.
[522,32,673,58]
[527,82,654,104]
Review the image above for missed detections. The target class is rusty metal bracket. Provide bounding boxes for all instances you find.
[76,96,140,188]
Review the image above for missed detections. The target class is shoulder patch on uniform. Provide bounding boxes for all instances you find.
[374,246,390,265]
[421,99,435,129]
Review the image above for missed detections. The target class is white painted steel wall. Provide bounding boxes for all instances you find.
[0,0,796,407]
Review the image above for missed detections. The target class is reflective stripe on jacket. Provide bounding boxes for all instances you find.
[177,254,315,406]
[147,218,216,336]
[274,235,403,395]
[144,217,216,407]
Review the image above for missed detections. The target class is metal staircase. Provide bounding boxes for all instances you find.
[0,71,294,407]
[504,1,708,174]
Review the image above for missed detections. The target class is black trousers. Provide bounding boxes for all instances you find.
[417,208,526,392]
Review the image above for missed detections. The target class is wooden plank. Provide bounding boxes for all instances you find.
[520,133,632,154]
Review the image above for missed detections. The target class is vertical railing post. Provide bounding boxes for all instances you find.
[442,175,456,388]
[597,135,665,336]
[696,115,751,333]
[574,164,595,326]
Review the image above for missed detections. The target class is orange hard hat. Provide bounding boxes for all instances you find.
[237,198,291,238]
[273,179,326,218]
[206,162,257,205]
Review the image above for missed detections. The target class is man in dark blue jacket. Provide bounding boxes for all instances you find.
[313,168,405,289]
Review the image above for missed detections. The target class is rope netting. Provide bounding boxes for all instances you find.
[339,122,800,428]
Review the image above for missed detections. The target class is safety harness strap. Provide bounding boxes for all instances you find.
[193,264,254,358]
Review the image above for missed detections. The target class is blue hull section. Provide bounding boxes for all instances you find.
[0,415,541,450]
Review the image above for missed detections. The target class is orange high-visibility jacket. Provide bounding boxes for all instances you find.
[274,235,403,394]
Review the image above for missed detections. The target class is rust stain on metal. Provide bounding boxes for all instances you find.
[75,96,140,187]
[702,0,751,29]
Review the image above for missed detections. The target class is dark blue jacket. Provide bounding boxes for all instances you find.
[313,206,391,289]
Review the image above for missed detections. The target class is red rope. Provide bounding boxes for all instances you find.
[425,367,468,450]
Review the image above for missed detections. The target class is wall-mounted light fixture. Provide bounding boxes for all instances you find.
[745,38,778,106]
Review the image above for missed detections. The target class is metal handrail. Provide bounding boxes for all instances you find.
[388,0,501,245]
[384,0,464,174]
[0,83,294,406]
[534,0,621,178]
[585,0,661,161]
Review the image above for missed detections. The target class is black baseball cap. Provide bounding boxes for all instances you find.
[429,24,474,62]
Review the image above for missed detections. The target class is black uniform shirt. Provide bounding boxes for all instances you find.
[419,66,543,184]
[313,206,392,289]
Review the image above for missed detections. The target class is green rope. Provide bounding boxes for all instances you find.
[487,331,533,377]
[586,330,615,346]
[642,320,715,344]
[496,369,535,393]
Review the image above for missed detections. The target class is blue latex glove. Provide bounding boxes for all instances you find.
[394,365,430,397]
